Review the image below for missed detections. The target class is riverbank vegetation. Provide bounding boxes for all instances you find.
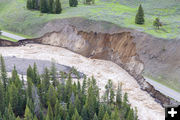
[0,56,138,120]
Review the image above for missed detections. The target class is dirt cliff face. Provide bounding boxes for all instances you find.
[35,26,143,76]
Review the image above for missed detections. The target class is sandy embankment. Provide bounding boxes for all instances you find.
[0,44,164,120]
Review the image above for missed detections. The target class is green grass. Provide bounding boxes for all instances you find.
[144,74,180,93]
[0,0,180,38]
[0,35,18,42]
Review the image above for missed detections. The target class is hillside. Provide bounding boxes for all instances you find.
[0,0,180,39]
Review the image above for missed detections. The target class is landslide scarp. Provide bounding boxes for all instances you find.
[0,25,171,105]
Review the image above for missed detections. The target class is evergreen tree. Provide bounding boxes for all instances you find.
[50,62,58,87]
[47,85,57,109]
[74,95,81,114]
[27,0,32,9]
[0,55,7,91]
[135,4,145,24]
[8,83,19,115]
[69,0,78,7]
[81,105,88,120]
[41,67,50,107]
[3,104,16,120]
[32,0,36,9]
[0,80,5,114]
[40,0,48,13]
[27,77,33,99]
[65,74,73,102]
[48,0,54,13]
[15,116,21,120]
[46,103,53,120]
[81,76,87,104]
[116,83,122,108]
[98,104,105,120]
[54,99,61,120]
[85,85,97,119]
[111,108,119,120]
[33,116,38,120]
[27,65,33,82]
[33,63,40,85]
[71,109,82,120]
[153,17,162,29]
[102,112,110,120]
[122,93,130,119]
[55,0,62,14]
[24,105,33,120]
[127,109,134,120]
[26,98,35,116]
[93,113,98,120]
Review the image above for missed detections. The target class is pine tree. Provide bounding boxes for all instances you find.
[98,104,105,120]
[24,105,33,120]
[135,4,145,25]
[69,0,73,7]
[0,55,8,91]
[74,0,78,7]
[102,112,110,120]
[111,108,119,120]
[54,99,61,120]
[33,63,40,85]
[93,113,98,120]
[46,103,53,120]
[48,0,54,13]
[85,85,97,119]
[41,67,50,107]
[74,95,81,114]
[27,65,33,81]
[81,105,88,120]
[40,0,48,13]
[47,85,57,109]
[55,0,62,14]
[33,116,38,120]
[32,0,36,9]
[0,80,5,114]
[27,77,33,99]
[116,83,122,108]
[26,97,35,116]
[50,62,58,87]
[127,109,134,120]
[8,83,19,115]
[15,116,21,120]
[27,0,32,9]
[69,0,78,7]
[3,104,16,120]
[71,109,82,120]
[65,74,73,102]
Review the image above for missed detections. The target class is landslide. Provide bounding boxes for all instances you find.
[37,18,180,93]
[8,25,168,105]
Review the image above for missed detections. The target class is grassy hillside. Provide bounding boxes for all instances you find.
[0,0,180,38]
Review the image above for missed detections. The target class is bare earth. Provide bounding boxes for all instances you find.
[0,44,164,120]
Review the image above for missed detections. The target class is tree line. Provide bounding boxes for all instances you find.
[27,0,63,14]
[0,55,138,120]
